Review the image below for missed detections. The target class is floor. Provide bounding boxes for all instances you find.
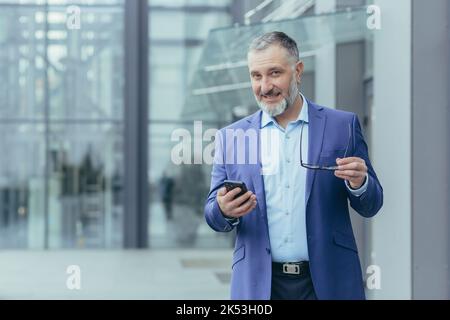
[0,249,233,300]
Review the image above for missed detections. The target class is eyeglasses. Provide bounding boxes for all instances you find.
[300,121,351,171]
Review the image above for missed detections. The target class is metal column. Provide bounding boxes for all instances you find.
[123,0,149,248]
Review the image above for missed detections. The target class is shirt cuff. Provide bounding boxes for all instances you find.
[224,216,240,226]
[346,173,369,196]
[218,202,240,226]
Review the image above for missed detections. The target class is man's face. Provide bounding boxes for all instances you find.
[248,45,303,117]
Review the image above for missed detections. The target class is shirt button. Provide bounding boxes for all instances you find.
[286,211,289,216]
[284,238,288,243]
[286,135,290,139]
[286,159,291,163]
[285,185,290,189]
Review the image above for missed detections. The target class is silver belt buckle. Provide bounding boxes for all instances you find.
[283,263,300,275]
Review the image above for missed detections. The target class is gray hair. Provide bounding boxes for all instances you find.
[248,31,300,64]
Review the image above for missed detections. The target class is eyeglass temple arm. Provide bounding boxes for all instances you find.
[300,121,305,165]
[343,123,352,158]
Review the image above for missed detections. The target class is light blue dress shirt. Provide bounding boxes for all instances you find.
[260,94,368,262]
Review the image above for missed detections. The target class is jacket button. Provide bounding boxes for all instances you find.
[266,248,271,255]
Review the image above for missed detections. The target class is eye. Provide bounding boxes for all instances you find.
[271,70,281,76]
[252,74,261,80]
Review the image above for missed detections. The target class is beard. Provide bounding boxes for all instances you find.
[255,76,299,117]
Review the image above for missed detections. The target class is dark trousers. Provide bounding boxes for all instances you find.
[271,263,317,300]
[163,201,173,220]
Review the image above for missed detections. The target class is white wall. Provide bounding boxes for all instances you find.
[369,0,412,299]
[314,0,336,107]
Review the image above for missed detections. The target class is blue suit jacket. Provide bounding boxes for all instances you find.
[204,100,383,300]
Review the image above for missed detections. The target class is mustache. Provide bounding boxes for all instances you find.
[260,88,282,98]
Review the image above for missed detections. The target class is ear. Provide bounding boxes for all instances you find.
[295,61,304,83]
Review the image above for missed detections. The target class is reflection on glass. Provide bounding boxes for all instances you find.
[165,8,371,249]
[0,124,45,249]
[48,124,124,248]
[183,8,371,123]
[0,0,124,249]
[149,123,232,248]
[148,0,234,248]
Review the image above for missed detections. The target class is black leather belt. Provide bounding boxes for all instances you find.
[272,261,310,276]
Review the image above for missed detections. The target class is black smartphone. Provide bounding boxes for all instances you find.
[224,180,248,198]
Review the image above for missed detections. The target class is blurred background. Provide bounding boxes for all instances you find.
[0,0,448,299]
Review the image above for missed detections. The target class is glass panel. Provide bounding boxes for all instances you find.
[0,0,46,119]
[183,8,372,122]
[0,123,46,249]
[0,0,125,249]
[0,1,47,248]
[149,0,230,6]
[149,122,231,248]
[185,12,231,39]
[148,1,233,248]
[47,0,124,120]
[164,8,371,249]
[149,45,185,121]
[48,123,123,249]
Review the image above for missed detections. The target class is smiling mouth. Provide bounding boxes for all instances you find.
[262,93,282,100]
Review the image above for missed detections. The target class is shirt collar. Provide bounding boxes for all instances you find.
[260,93,309,128]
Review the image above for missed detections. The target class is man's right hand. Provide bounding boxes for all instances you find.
[216,187,257,219]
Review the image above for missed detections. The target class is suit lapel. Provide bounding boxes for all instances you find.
[247,111,267,218]
[305,102,326,207]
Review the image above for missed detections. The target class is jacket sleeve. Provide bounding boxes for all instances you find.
[346,114,384,218]
[204,130,237,232]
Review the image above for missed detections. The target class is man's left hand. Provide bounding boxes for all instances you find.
[334,157,367,189]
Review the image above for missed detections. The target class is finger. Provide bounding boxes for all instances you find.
[233,200,256,217]
[230,191,254,208]
[217,187,227,197]
[335,170,365,179]
[222,187,242,202]
[231,198,257,216]
[334,171,366,189]
[335,170,358,178]
[236,201,257,217]
[334,170,349,179]
[334,173,358,184]
[336,157,365,165]
[333,174,347,181]
[337,162,358,171]
[337,162,366,172]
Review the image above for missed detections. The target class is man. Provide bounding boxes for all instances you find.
[159,171,174,221]
[204,32,383,300]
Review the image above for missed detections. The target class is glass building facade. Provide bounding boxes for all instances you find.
[147,0,233,248]
[1,0,449,300]
[0,0,125,249]
[0,0,372,250]
[0,0,234,249]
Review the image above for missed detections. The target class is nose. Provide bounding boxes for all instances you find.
[260,77,273,96]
